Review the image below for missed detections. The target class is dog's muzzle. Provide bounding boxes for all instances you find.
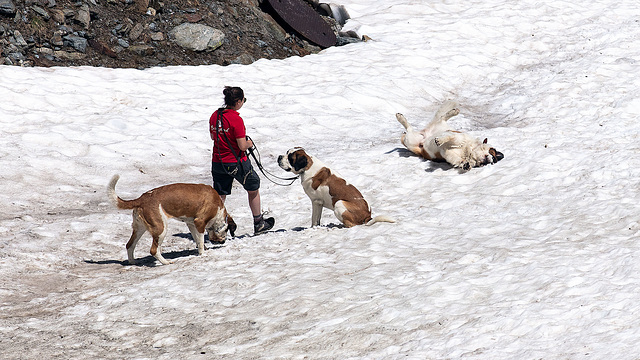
[209,223,228,244]
[277,155,291,171]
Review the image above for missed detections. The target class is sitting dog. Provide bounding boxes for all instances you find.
[108,175,236,265]
[278,147,394,227]
[397,100,504,171]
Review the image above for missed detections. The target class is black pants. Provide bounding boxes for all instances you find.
[211,159,260,195]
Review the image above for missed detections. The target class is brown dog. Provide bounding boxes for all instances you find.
[278,148,394,227]
[108,175,236,265]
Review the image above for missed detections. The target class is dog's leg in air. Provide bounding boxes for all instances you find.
[434,100,460,123]
[397,113,425,154]
[396,113,413,131]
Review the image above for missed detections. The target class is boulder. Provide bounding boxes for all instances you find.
[168,23,224,52]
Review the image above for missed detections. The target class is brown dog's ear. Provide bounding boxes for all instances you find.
[226,213,237,237]
[291,153,308,172]
[483,138,488,144]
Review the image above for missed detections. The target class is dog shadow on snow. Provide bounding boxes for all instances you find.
[86,225,346,266]
[387,147,452,173]
[84,233,226,267]
[229,223,345,240]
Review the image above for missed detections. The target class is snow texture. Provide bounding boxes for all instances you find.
[1,0,640,358]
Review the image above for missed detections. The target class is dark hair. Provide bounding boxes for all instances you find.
[223,86,244,107]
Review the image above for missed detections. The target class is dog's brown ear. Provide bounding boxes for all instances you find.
[291,153,308,172]
[226,213,237,237]
[490,148,504,162]
[483,138,488,144]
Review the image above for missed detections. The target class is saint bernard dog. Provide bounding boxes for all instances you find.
[397,100,504,171]
[108,175,236,265]
[278,148,395,228]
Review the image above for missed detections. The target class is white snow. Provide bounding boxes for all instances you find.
[2,0,640,358]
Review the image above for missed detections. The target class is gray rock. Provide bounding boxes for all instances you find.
[50,9,65,23]
[37,47,54,56]
[62,8,74,19]
[129,44,154,56]
[335,35,360,46]
[12,30,27,46]
[230,53,255,65]
[5,43,18,53]
[168,23,224,52]
[53,50,86,60]
[31,5,50,20]
[7,51,25,61]
[150,32,164,41]
[0,0,16,16]
[117,38,129,48]
[63,35,87,52]
[129,23,144,41]
[328,3,350,26]
[50,33,64,46]
[76,4,90,29]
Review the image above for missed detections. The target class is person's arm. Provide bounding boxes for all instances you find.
[236,136,254,152]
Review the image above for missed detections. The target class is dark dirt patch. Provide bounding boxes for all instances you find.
[1,0,356,68]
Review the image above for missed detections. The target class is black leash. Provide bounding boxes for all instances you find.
[246,136,299,186]
[215,108,297,186]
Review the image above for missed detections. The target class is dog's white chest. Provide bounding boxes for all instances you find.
[302,178,334,210]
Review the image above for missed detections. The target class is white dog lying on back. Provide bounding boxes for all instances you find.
[396,101,504,171]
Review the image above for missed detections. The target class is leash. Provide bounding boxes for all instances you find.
[246,136,299,186]
[214,110,296,186]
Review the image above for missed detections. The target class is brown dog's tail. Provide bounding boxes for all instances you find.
[107,174,140,210]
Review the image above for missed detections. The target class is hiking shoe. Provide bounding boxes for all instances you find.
[254,216,275,235]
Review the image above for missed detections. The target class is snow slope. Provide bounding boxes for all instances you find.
[1,0,640,358]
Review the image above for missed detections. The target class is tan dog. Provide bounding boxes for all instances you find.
[397,100,504,171]
[108,175,236,265]
[278,148,394,227]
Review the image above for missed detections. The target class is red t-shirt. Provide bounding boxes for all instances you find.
[209,109,248,163]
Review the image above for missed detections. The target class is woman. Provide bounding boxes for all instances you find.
[209,86,275,235]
